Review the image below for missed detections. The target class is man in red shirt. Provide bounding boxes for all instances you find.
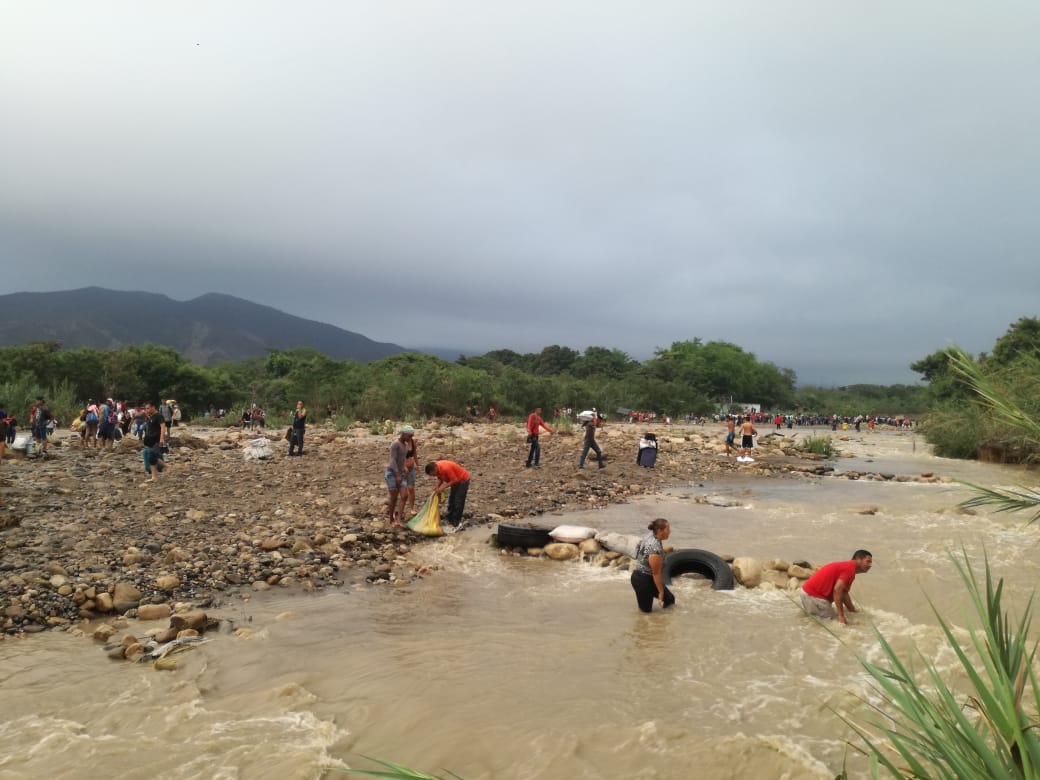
[800,550,873,624]
[525,407,553,468]
[425,460,471,529]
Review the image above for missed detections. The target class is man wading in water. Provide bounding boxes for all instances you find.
[799,550,873,625]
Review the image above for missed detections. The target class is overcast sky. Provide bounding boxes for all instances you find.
[3,3,1038,385]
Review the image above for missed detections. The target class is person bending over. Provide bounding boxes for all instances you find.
[800,550,873,625]
[425,460,470,528]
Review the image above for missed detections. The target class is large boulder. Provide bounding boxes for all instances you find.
[731,557,763,588]
[544,543,580,561]
[112,582,143,613]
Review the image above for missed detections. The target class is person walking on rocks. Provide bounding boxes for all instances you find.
[738,416,757,463]
[97,398,117,451]
[578,414,605,469]
[141,401,172,482]
[83,399,100,448]
[630,518,675,613]
[288,400,307,456]
[800,550,873,625]
[31,397,52,455]
[425,459,470,528]
[525,407,553,468]
[385,425,415,526]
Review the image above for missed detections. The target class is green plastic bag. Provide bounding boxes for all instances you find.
[407,492,443,536]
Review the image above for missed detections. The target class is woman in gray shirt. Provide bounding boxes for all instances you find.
[631,518,675,613]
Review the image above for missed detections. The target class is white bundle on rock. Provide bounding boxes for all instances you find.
[594,531,641,559]
[243,438,274,461]
[549,525,598,543]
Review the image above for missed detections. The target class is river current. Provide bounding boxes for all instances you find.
[1,430,1038,779]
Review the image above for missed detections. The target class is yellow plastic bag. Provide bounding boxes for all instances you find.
[407,492,443,536]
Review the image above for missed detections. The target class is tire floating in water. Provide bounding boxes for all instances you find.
[496,523,553,549]
[662,549,734,590]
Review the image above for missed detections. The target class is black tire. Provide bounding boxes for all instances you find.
[496,523,553,549]
[662,549,734,590]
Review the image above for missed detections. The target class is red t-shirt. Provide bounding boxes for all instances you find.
[527,413,548,435]
[435,461,470,485]
[802,560,857,601]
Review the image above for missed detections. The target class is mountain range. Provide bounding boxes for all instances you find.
[0,288,427,364]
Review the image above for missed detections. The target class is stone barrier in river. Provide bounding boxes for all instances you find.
[496,523,823,591]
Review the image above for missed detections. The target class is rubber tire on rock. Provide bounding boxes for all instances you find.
[496,523,553,549]
[661,549,734,590]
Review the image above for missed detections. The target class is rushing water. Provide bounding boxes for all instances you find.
[1,430,1038,779]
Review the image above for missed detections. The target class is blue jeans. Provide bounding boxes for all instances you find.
[579,441,603,468]
[288,428,305,455]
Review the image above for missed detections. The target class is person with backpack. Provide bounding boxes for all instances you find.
[84,399,100,448]
[288,400,307,456]
[32,397,52,455]
[97,398,118,450]
[159,400,174,430]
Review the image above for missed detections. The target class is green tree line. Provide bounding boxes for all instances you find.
[912,316,1040,461]
[0,338,930,426]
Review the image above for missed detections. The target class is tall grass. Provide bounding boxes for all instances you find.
[839,550,1040,779]
[800,434,838,458]
[332,756,463,779]
[0,374,79,426]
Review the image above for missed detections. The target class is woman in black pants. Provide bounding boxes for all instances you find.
[630,518,675,613]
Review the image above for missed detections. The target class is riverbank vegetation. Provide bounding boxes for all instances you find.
[0,338,928,426]
[914,317,1040,463]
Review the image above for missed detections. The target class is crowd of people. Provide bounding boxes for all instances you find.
[3,396,885,600]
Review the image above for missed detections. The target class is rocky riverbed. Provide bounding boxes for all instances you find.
[0,421,944,636]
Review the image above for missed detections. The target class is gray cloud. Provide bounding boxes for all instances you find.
[3,2,1038,385]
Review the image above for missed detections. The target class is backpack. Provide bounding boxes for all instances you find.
[86,409,98,422]
[107,409,117,425]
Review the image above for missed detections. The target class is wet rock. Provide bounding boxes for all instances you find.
[787,564,813,580]
[731,557,763,588]
[155,575,181,590]
[112,582,143,613]
[544,543,579,561]
[137,604,171,621]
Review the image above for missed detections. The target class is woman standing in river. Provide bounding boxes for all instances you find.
[631,518,675,613]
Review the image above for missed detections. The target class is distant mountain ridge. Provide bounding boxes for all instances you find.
[0,288,410,364]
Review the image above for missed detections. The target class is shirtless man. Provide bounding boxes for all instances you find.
[724,416,736,457]
[738,417,757,463]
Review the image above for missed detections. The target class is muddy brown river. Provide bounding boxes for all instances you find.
[1,431,1038,779]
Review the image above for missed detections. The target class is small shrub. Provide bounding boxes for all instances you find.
[800,435,837,458]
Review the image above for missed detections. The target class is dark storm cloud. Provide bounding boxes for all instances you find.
[2,2,1038,385]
